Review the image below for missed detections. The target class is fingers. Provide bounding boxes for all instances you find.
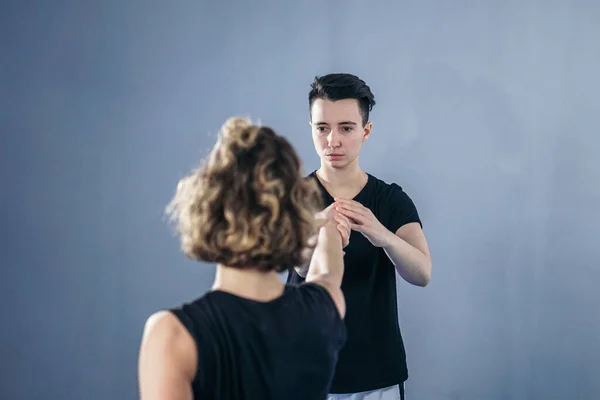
[337,212,362,232]
[313,203,361,250]
[315,203,336,222]
[334,199,365,213]
[335,204,363,223]
[336,220,349,239]
[337,224,350,247]
[336,200,369,225]
[303,204,352,263]
[313,217,328,231]
[333,213,351,231]
[333,213,351,247]
[348,222,362,232]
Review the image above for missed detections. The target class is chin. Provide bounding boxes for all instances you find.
[327,161,347,168]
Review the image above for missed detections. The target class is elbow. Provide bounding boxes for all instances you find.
[417,275,430,287]
[416,259,432,287]
[414,275,430,287]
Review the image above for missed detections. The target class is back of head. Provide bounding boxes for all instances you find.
[166,117,323,272]
[308,73,376,125]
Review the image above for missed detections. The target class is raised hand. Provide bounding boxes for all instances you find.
[333,212,351,248]
[334,198,390,248]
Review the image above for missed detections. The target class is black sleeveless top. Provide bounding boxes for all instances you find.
[170,283,346,400]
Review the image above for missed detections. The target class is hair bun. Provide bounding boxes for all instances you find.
[220,117,259,150]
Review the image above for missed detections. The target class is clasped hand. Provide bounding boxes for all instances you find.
[333,198,390,248]
[314,203,352,248]
[299,204,351,265]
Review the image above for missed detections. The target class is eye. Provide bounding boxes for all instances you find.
[341,126,353,132]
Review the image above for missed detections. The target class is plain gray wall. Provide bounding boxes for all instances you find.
[1,1,599,399]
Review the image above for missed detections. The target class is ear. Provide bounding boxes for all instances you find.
[362,122,372,142]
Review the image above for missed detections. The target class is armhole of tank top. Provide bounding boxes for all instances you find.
[168,309,194,336]
[168,308,205,389]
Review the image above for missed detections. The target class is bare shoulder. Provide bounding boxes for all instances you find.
[139,311,198,379]
[309,280,346,319]
[142,311,185,342]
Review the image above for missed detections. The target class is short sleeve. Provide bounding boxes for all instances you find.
[386,183,422,234]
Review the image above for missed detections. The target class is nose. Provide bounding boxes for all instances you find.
[327,131,341,148]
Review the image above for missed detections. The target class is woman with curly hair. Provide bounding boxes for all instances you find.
[138,117,350,400]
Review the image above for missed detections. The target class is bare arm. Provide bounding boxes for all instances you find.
[294,203,350,278]
[138,311,197,400]
[381,222,432,287]
[334,198,431,287]
[305,219,347,317]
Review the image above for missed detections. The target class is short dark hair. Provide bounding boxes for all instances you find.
[308,73,376,126]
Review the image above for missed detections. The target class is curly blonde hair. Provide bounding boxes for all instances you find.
[166,117,323,272]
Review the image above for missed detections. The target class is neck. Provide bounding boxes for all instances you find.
[212,264,284,301]
[317,159,366,189]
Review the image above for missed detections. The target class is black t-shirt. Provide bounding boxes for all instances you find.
[287,172,422,394]
[169,282,346,400]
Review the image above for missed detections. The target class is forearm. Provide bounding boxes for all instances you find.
[294,210,334,279]
[381,230,431,287]
[306,224,344,286]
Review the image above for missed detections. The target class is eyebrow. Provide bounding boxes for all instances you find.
[314,121,358,126]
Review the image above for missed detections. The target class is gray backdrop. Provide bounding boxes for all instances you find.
[1,1,599,399]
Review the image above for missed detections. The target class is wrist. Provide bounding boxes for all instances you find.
[380,229,397,248]
[320,222,341,241]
